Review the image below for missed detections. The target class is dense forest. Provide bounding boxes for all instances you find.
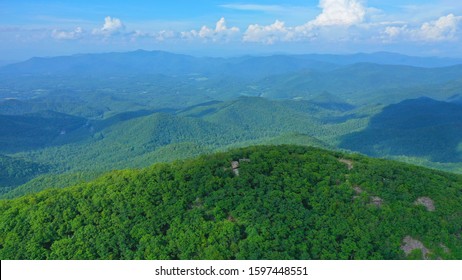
[1,145,461,260]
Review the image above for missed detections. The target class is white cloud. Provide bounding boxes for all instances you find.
[243,0,368,44]
[419,14,461,41]
[155,30,177,41]
[181,17,239,42]
[51,27,83,40]
[313,0,366,26]
[93,16,125,35]
[383,25,407,38]
[383,14,462,42]
[243,20,292,44]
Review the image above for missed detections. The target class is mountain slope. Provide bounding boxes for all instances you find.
[0,111,91,153]
[1,145,461,260]
[340,97,462,162]
[0,155,49,194]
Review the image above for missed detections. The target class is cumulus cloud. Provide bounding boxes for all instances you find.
[243,0,368,44]
[419,14,461,41]
[93,16,125,35]
[52,27,83,40]
[313,0,366,26]
[243,20,292,44]
[383,14,462,42]
[181,17,239,41]
[155,30,177,41]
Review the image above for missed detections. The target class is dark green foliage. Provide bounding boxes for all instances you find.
[0,111,90,153]
[0,155,49,194]
[341,98,462,162]
[1,145,461,260]
[1,171,104,199]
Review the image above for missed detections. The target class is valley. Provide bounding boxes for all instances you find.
[1,50,462,197]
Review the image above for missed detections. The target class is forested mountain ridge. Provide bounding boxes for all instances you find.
[1,145,461,260]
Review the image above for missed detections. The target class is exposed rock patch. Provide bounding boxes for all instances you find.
[353,186,363,194]
[339,158,354,170]
[352,186,363,200]
[414,197,435,212]
[231,159,250,176]
[401,236,431,259]
[370,196,383,207]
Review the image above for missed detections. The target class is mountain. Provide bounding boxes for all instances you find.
[0,50,206,77]
[0,111,91,153]
[0,50,335,79]
[3,51,461,78]
[0,154,49,195]
[1,145,461,260]
[299,52,462,68]
[2,51,462,111]
[340,97,462,162]
[256,63,462,104]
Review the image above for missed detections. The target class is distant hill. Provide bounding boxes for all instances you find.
[340,97,462,162]
[256,63,462,103]
[0,154,49,194]
[309,92,355,111]
[0,111,91,153]
[2,51,462,109]
[13,97,346,174]
[1,145,461,260]
[2,50,461,80]
[0,50,336,79]
[299,52,462,68]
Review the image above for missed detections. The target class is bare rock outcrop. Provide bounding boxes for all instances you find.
[401,236,431,259]
[414,197,435,212]
[370,196,383,207]
[338,158,354,170]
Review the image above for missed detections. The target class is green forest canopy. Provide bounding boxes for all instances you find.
[1,145,461,260]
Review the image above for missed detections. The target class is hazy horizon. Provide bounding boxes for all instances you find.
[3,49,462,66]
[1,1,462,60]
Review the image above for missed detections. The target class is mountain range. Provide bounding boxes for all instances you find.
[1,50,462,206]
[1,50,462,260]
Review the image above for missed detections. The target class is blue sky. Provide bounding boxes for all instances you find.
[1,0,462,60]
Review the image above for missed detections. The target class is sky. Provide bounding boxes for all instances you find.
[1,0,462,60]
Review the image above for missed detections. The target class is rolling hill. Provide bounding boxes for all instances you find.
[0,111,91,153]
[1,145,461,260]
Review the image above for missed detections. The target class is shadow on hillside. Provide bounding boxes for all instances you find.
[339,97,462,163]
